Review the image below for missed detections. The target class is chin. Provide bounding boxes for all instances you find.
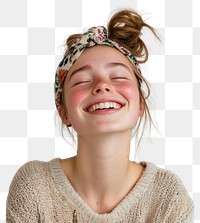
[86,125,132,136]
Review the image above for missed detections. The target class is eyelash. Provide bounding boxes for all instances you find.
[112,76,129,80]
[73,81,90,86]
[113,77,127,79]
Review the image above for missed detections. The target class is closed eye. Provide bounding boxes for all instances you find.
[73,81,90,86]
[113,77,128,79]
[112,76,129,81]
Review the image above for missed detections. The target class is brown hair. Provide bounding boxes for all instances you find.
[55,9,161,154]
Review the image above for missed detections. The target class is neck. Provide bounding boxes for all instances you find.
[69,131,135,212]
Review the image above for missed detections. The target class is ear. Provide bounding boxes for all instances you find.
[58,105,71,127]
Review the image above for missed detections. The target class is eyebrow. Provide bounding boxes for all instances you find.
[69,65,92,80]
[106,62,132,73]
[69,62,132,80]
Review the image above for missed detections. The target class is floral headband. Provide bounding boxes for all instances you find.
[54,26,141,110]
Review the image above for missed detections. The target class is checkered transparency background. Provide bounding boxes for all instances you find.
[0,0,200,221]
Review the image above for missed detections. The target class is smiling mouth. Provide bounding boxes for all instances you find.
[87,102,123,113]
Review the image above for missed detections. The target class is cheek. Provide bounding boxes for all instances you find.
[120,82,141,119]
[119,82,140,103]
[66,88,86,112]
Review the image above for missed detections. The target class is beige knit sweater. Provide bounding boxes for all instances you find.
[6,158,193,223]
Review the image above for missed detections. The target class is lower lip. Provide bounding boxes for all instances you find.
[86,108,122,115]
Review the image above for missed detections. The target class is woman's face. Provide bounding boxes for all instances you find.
[63,46,142,137]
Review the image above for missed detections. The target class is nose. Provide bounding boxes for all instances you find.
[92,80,111,94]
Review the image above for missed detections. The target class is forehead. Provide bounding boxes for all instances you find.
[68,45,134,73]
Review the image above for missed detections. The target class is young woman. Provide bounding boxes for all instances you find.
[7,9,193,222]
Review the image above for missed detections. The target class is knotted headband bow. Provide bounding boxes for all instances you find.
[54,26,141,110]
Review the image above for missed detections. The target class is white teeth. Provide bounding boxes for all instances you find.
[99,103,104,109]
[105,102,109,108]
[88,102,122,112]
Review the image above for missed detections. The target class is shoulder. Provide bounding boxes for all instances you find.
[18,159,50,173]
[10,159,51,186]
[142,162,187,188]
[7,160,53,222]
[152,163,191,195]
[142,162,194,221]
[145,162,191,198]
[7,159,59,200]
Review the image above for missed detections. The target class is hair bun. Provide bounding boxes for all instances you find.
[108,9,160,63]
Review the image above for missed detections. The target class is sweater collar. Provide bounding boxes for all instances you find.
[49,158,158,222]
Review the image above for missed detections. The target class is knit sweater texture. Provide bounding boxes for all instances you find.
[6,158,194,223]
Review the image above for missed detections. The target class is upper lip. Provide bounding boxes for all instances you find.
[84,98,126,112]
